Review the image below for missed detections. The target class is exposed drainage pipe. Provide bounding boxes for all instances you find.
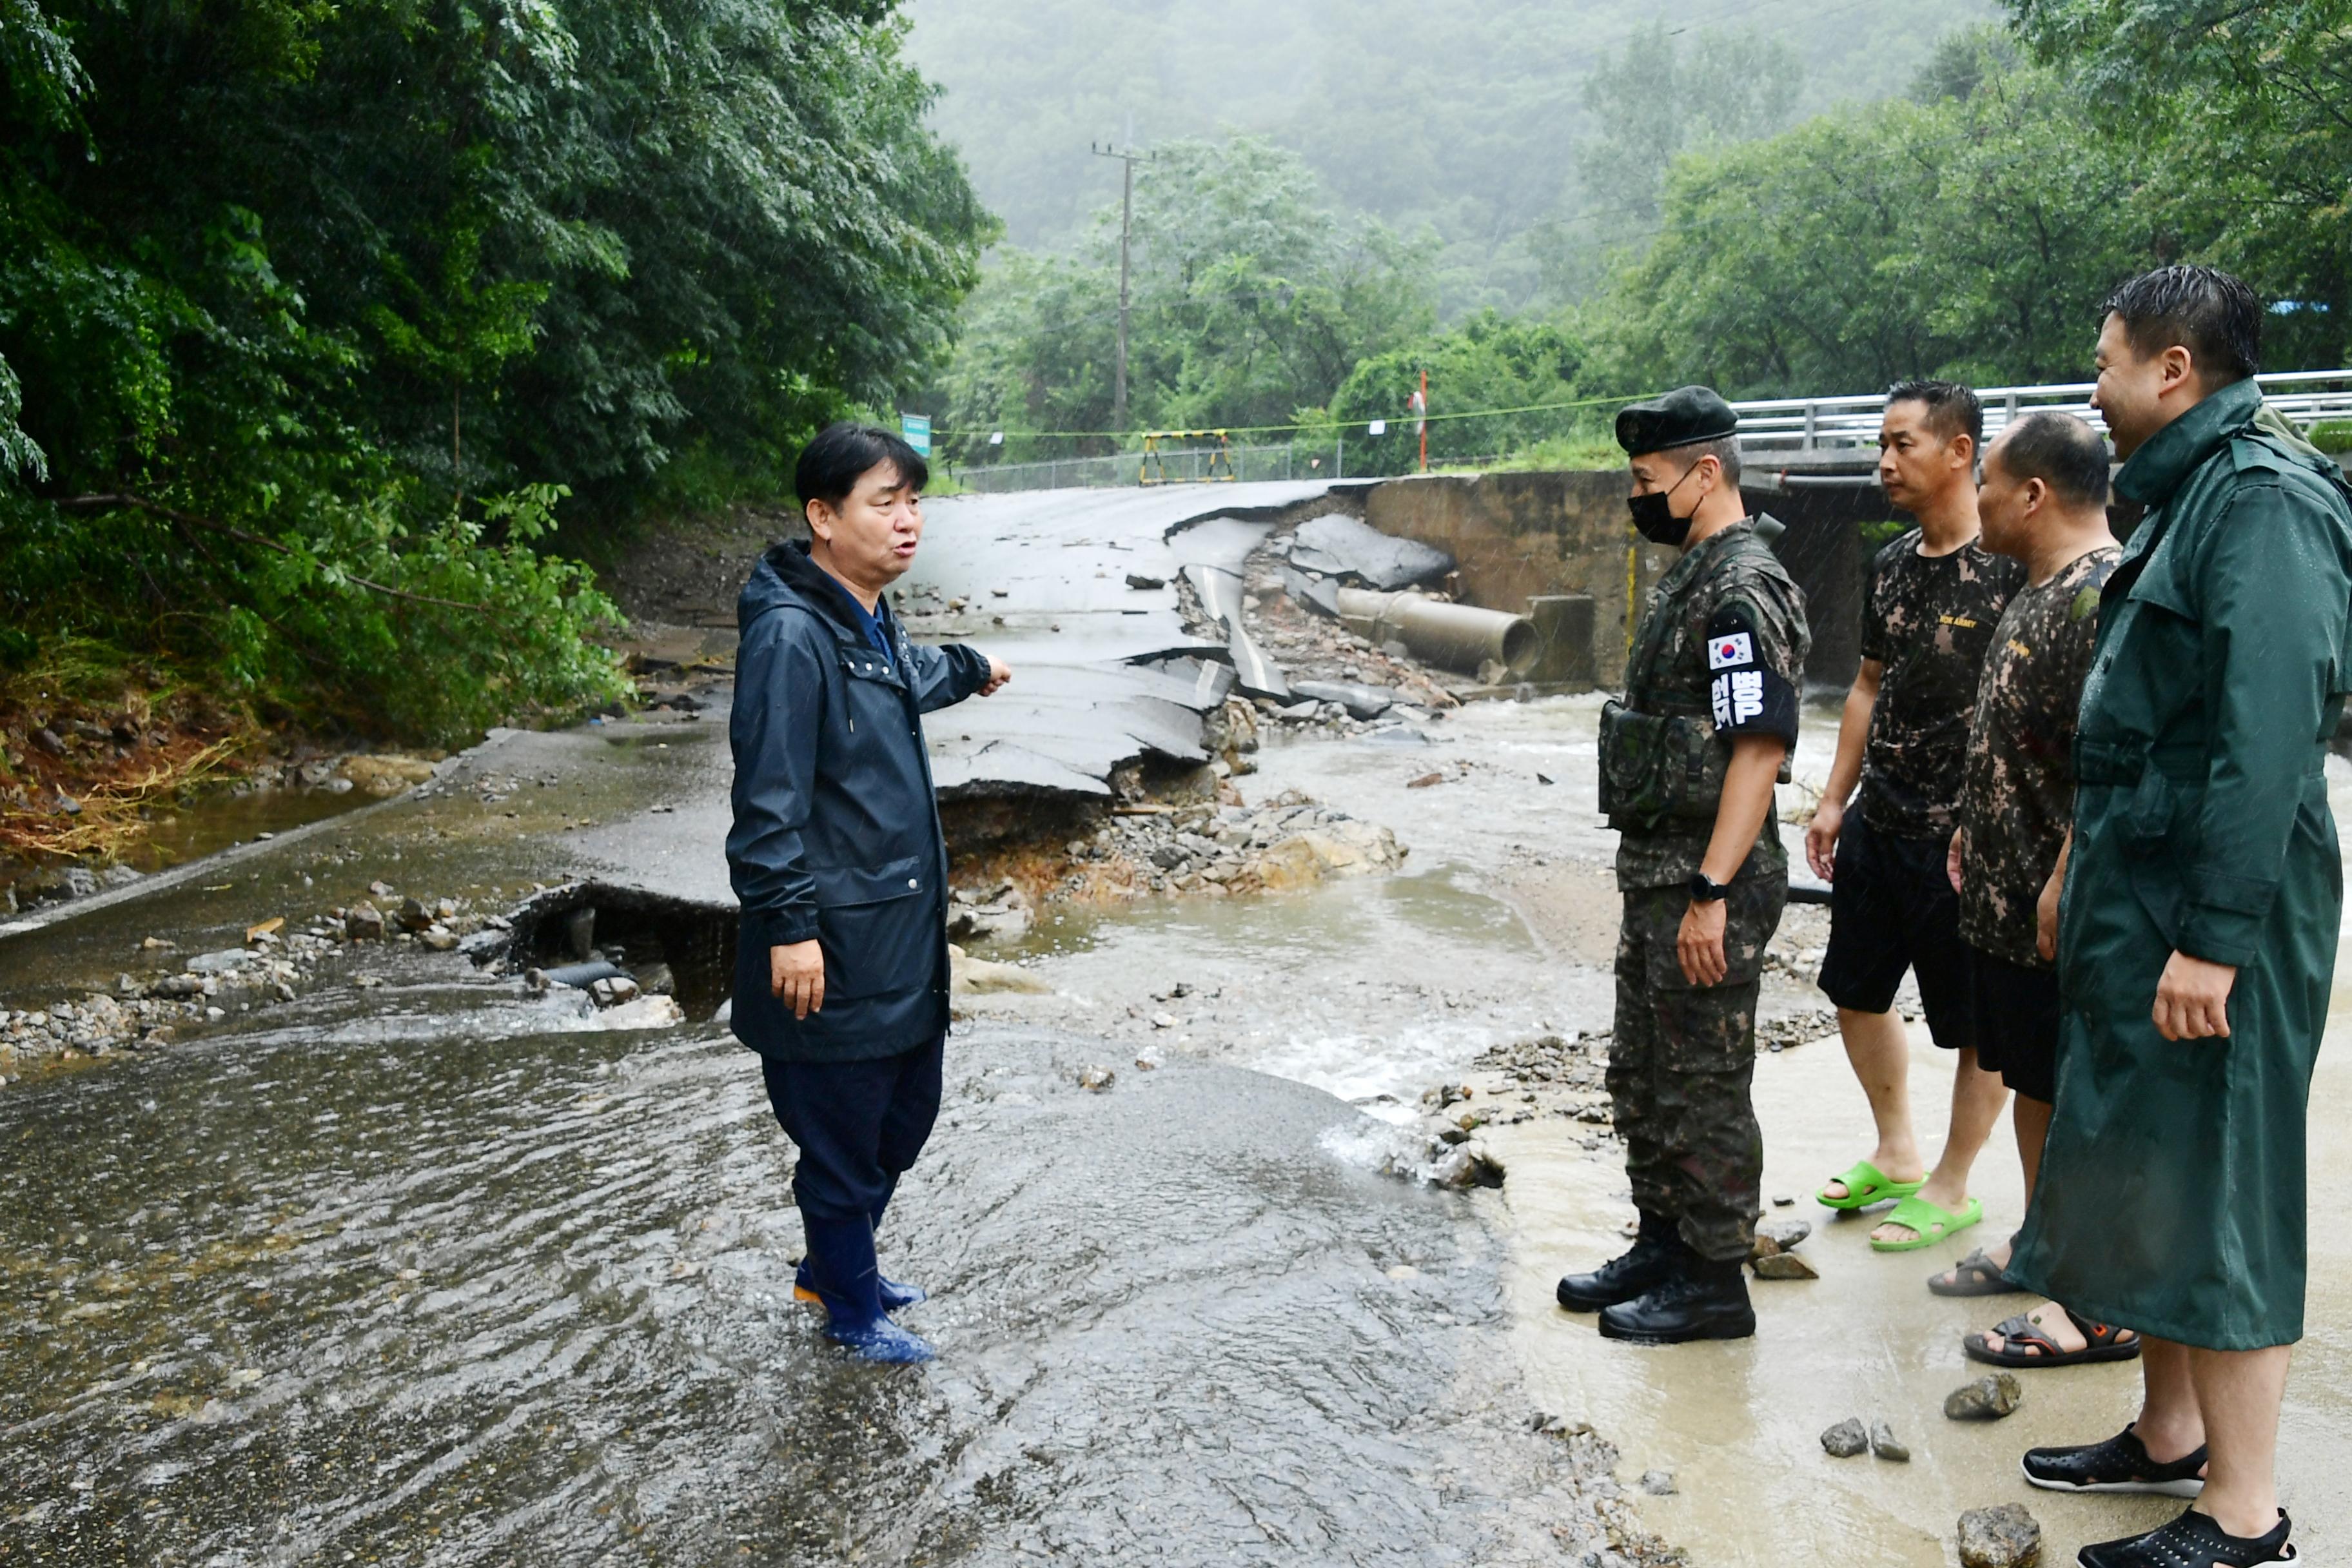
[1334,589,1540,678]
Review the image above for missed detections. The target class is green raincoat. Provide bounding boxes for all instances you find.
[2010,378,2352,1350]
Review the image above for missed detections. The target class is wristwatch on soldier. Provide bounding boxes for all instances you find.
[1686,871,1729,903]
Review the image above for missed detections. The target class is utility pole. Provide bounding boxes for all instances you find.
[1090,140,1153,437]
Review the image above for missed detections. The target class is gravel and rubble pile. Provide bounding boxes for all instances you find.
[1016,792,1408,905]
[0,879,542,1079]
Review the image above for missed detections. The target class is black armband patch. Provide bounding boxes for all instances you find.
[1703,606,1798,745]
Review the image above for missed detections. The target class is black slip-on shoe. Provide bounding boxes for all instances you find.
[2024,1426,2206,1497]
[1596,1266,1754,1344]
[2077,1506,2293,1568]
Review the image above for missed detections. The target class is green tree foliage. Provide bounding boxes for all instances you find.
[2006,0,2352,366]
[1586,42,2158,397]
[941,137,1434,456]
[0,0,987,743]
[1324,311,1589,474]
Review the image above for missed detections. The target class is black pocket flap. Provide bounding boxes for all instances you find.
[809,856,928,908]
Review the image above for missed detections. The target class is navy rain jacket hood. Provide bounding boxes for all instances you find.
[727,540,991,1061]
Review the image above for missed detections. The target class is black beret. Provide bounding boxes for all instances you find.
[1614,386,1738,455]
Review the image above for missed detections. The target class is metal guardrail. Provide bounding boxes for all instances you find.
[1732,369,2352,454]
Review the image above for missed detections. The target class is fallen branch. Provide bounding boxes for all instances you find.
[57,492,488,612]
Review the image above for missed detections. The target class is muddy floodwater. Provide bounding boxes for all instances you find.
[4,688,2347,1566]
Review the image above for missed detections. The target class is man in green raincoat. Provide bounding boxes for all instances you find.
[2008,266,2352,1568]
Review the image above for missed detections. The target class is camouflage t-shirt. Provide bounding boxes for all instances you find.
[1957,545,2122,968]
[1613,519,1811,890]
[1857,531,2024,838]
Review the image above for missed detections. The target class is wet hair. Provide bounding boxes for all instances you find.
[2103,265,2260,384]
[1990,411,2111,509]
[1678,433,1742,486]
[1885,378,1984,449]
[793,421,929,511]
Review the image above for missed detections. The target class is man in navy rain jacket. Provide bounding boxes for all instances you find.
[727,422,1008,1364]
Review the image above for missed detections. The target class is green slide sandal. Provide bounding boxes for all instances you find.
[1869,1193,1984,1252]
[1817,1159,1925,1211]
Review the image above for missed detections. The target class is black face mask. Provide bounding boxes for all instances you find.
[1627,460,1703,547]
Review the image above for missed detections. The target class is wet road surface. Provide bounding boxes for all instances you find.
[1,958,1642,1565]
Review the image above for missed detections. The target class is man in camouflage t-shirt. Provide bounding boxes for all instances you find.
[1937,415,2136,1366]
[1806,382,2024,1253]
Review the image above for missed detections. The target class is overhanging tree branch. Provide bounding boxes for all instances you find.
[55,493,488,612]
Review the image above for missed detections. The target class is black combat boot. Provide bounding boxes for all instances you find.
[1597,1255,1756,1344]
[1556,1210,1684,1312]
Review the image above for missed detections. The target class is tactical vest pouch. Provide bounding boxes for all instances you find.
[1598,700,1725,831]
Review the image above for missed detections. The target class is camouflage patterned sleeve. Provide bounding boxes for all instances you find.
[1703,594,1801,746]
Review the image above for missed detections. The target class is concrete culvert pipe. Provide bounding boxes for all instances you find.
[1334,589,1541,678]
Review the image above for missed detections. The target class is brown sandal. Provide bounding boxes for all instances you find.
[1964,1305,2142,1367]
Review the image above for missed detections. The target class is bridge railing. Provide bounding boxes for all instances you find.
[1734,369,2352,454]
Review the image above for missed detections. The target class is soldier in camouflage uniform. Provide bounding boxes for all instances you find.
[1557,386,1810,1345]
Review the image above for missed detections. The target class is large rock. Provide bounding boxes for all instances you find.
[1944,1373,2023,1422]
[1251,821,1406,891]
[1957,1504,2041,1568]
[338,754,436,796]
[1751,1251,1818,1280]
[1820,1418,1868,1458]
[950,945,1052,995]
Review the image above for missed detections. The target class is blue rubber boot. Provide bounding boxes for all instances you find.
[795,1258,926,1312]
[799,1214,934,1364]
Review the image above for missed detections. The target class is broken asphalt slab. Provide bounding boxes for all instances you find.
[893,482,1355,799]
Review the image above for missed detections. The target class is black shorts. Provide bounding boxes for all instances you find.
[1968,948,2060,1103]
[1818,810,1975,1050]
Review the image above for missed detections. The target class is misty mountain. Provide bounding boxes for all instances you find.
[904,0,1994,312]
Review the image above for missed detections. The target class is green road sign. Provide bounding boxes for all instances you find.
[899,413,932,456]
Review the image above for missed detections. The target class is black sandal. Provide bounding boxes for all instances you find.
[1928,1246,2024,1297]
[1965,1305,2142,1367]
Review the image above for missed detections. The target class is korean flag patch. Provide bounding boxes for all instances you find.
[1706,631,1754,670]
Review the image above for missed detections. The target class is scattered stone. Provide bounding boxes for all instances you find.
[1751,1251,1818,1280]
[1078,1065,1115,1092]
[1870,1420,1910,1462]
[1429,1141,1504,1189]
[346,903,386,939]
[153,975,204,998]
[418,925,458,952]
[1406,771,1444,789]
[1944,1373,2023,1422]
[1638,1470,1676,1496]
[1754,1216,1811,1255]
[396,897,435,934]
[588,975,642,1007]
[368,880,396,898]
[1957,1504,2042,1568]
[185,949,252,975]
[139,936,175,950]
[34,726,65,756]
[1771,1194,1795,1207]
[1820,1418,1869,1458]
[1123,572,1166,590]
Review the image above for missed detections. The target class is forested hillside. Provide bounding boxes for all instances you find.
[1,0,986,754]
[929,6,2352,473]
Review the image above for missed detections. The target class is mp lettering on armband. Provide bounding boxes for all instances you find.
[1703,605,1798,745]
